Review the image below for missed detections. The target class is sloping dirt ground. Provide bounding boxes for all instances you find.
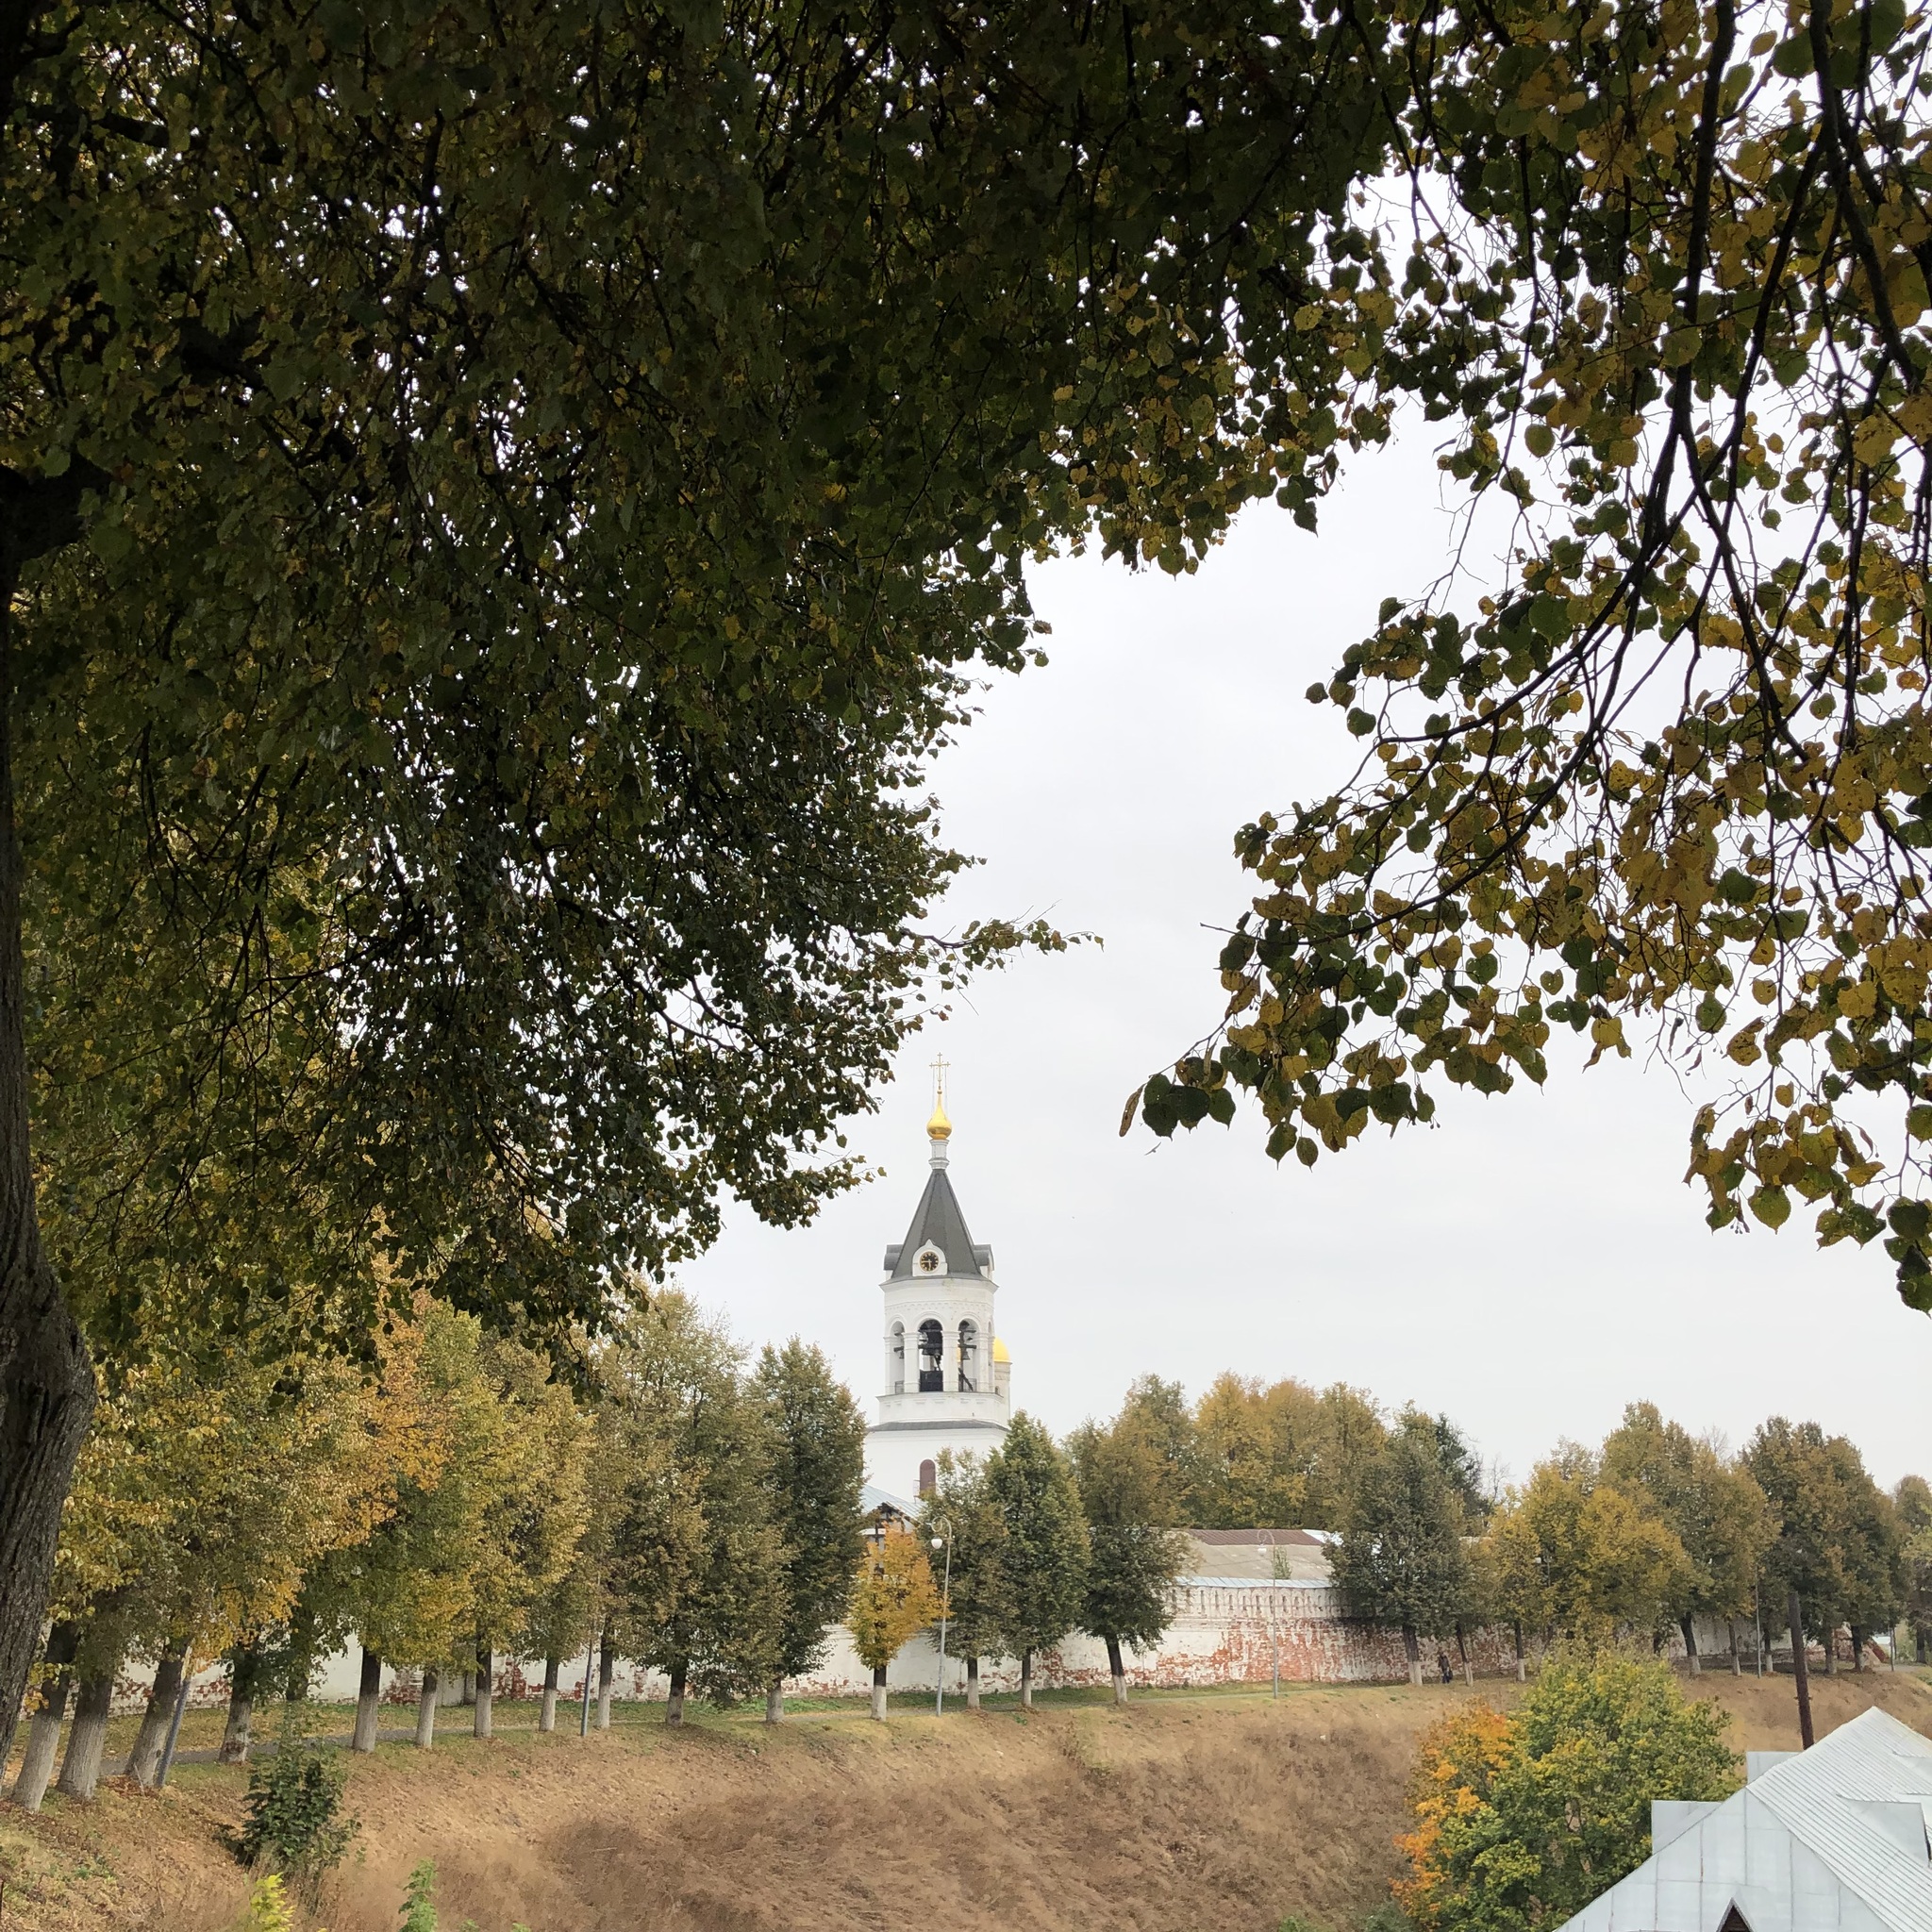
[2,1672,1926,1932]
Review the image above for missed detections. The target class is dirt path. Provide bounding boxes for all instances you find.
[3,1671,1925,1932]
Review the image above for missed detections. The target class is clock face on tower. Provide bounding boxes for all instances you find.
[918,1250,939,1272]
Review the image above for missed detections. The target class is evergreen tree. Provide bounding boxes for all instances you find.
[1334,1414,1475,1685]
[1068,1416,1189,1705]
[985,1414,1089,1709]
[754,1341,867,1722]
[919,1452,1009,1710]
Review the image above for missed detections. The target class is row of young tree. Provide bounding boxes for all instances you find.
[1003,1371,1931,1688]
[8,1294,1198,1813]
[1328,1400,1930,1690]
[13,1333,1924,1813]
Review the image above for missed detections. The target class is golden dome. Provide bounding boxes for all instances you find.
[991,1336,1010,1364]
[926,1100,953,1141]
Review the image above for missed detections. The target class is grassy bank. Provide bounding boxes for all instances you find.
[2,1669,1926,1932]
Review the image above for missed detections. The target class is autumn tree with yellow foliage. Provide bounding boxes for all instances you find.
[1482,1453,1693,1656]
[847,1525,942,1722]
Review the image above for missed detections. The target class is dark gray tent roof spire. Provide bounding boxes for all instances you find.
[881,1067,993,1277]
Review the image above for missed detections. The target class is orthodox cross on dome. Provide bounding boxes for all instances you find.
[927,1054,952,1141]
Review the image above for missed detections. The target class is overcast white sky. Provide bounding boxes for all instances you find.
[680,427,1932,1494]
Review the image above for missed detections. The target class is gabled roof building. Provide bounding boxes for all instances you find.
[1558,1707,1932,1932]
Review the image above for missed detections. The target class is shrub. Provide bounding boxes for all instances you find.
[1394,1652,1740,1932]
[229,1734,359,1887]
[399,1860,438,1932]
[239,1875,296,1932]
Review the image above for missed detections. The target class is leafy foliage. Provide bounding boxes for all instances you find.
[918,1452,1011,1665]
[1600,1403,1773,1638]
[986,1414,1091,1665]
[1744,1416,1904,1640]
[228,1730,359,1886]
[1481,1452,1692,1642]
[1394,1655,1740,1932]
[1068,1411,1191,1657]
[845,1524,941,1676]
[398,1861,439,1932]
[756,1341,868,1685]
[1114,0,1932,1321]
[1334,1414,1476,1658]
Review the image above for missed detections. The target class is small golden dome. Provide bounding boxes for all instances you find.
[926,1101,953,1141]
[991,1336,1010,1364]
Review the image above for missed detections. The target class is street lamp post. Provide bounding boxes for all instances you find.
[931,1519,954,1717]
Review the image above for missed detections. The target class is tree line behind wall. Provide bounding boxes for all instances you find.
[1123,1374,1932,1686]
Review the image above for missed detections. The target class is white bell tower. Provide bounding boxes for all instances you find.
[865,1061,1011,1505]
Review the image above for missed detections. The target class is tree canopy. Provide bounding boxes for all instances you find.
[1113,0,1932,1332]
[1395,1655,1740,1932]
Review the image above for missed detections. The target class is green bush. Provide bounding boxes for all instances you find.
[1395,1650,1740,1932]
[399,1860,438,1932]
[228,1735,359,1886]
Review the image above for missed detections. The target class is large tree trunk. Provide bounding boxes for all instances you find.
[1105,1634,1127,1707]
[125,1650,186,1787]
[764,1683,784,1724]
[1788,1590,1815,1748]
[1403,1624,1422,1689]
[57,1673,114,1799]
[1728,1619,1741,1675]
[1679,1614,1700,1675]
[1512,1621,1526,1683]
[221,1643,261,1764]
[665,1657,687,1726]
[414,1668,439,1749]
[474,1640,492,1740]
[596,1627,614,1730]
[965,1655,980,1710]
[539,1654,559,1733]
[0,582,97,1766]
[10,1622,76,1812]
[1020,1649,1034,1710]
[1454,1622,1473,1686]
[1822,1620,1838,1675]
[870,1662,887,1721]
[352,1646,382,1753]
[1850,1624,1866,1673]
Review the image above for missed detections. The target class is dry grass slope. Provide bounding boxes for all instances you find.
[2,1672,1925,1932]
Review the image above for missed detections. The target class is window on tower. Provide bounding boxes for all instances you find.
[919,1458,937,1497]
[958,1318,979,1392]
[917,1318,944,1392]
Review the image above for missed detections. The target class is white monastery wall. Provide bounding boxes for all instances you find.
[102,1600,1793,1715]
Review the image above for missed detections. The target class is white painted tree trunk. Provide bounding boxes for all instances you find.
[11,1674,68,1812]
[415,1669,439,1748]
[765,1684,784,1724]
[352,1648,382,1753]
[57,1674,112,1798]
[539,1655,559,1734]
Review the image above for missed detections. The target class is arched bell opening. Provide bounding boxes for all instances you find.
[889,1322,906,1395]
[957,1318,979,1392]
[917,1318,944,1392]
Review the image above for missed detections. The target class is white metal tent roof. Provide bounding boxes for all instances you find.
[1559,1707,1932,1932]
